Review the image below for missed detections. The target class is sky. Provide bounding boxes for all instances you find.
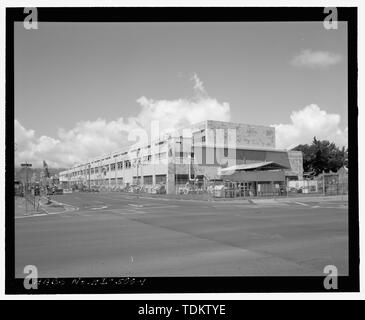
[14,21,348,168]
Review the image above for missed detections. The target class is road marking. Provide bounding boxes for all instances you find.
[293,201,310,207]
[90,205,108,210]
[117,208,147,214]
[128,204,144,208]
[15,213,48,219]
[142,205,179,210]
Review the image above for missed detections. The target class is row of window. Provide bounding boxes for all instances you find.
[63,147,240,177]
[84,144,168,170]
[66,174,168,185]
[62,135,217,178]
[64,155,168,177]
[132,174,166,185]
[116,141,166,158]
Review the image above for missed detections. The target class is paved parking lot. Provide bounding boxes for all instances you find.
[15,192,348,278]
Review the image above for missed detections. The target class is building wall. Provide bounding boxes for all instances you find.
[222,170,286,183]
[205,120,275,149]
[59,121,302,194]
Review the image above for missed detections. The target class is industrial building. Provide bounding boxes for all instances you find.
[59,120,303,195]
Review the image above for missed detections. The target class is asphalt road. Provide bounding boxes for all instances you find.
[15,192,348,277]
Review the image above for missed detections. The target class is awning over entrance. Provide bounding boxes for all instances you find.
[218,161,290,176]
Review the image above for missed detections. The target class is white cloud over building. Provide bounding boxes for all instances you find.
[291,50,342,68]
[15,71,347,169]
[15,74,231,168]
[272,104,347,149]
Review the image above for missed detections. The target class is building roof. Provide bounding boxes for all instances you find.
[219,161,290,175]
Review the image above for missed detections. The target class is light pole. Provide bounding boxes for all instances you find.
[136,158,142,186]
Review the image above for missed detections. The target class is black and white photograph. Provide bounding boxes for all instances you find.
[4,5,359,295]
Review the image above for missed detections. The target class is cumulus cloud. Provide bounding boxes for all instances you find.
[136,96,230,136]
[291,50,342,68]
[15,118,134,168]
[272,104,347,150]
[15,74,231,168]
[191,72,207,96]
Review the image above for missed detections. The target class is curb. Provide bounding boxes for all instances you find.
[39,197,79,214]
[137,194,347,204]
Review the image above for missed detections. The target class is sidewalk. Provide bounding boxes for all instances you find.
[14,196,45,217]
[273,194,348,203]
[15,196,78,218]
[103,191,348,203]
[38,196,79,214]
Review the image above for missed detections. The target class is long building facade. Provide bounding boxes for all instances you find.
[59,120,303,194]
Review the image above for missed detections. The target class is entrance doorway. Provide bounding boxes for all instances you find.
[237,182,257,197]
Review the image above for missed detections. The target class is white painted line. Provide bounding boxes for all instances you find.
[142,205,179,210]
[294,201,310,207]
[90,205,108,210]
[119,208,147,214]
[15,213,48,219]
[128,204,144,208]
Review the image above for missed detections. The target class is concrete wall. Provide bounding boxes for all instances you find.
[189,146,291,168]
[205,120,275,149]
[221,170,286,182]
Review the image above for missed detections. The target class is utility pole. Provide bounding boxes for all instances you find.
[25,164,28,213]
[115,156,117,188]
[21,162,32,215]
[136,149,141,186]
[88,163,91,191]
[322,170,325,196]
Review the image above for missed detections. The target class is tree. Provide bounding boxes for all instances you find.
[292,137,347,175]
